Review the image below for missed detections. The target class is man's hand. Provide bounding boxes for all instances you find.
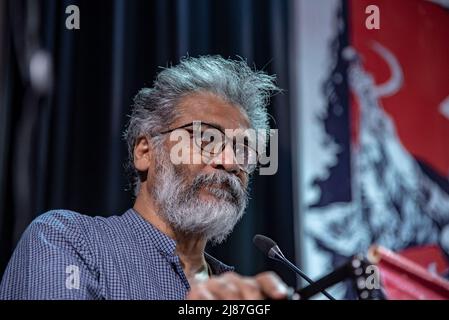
[186,271,290,300]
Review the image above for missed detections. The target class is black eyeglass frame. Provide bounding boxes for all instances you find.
[153,121,259,174]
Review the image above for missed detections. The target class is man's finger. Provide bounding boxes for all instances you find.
[232,277,265,300]
[220,272,265,300]
[204,274,242,300]
[255,271,289,300]
[186,283,216,300]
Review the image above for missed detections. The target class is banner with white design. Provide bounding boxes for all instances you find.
[294,0,449,298]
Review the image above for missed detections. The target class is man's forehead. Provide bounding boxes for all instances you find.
[175,92,251,130]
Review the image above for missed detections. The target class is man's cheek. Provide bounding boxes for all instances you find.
[173,162,194,179]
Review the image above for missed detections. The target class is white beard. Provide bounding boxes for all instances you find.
[151,151,248,244]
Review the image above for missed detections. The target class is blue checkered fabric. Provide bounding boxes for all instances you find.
[0,209,233,300]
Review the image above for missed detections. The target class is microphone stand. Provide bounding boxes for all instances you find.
[269,246,335,300]
[295,254,386,300]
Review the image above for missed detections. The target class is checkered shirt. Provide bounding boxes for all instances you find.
[0,209,233,300]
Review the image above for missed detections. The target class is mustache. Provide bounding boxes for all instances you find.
[191,172,248,203]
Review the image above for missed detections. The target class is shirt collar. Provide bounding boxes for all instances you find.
[205,252,234,275]
[124,208,234,274]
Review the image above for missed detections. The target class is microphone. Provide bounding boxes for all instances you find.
[253,234,335,300]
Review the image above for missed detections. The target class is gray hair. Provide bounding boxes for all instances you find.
[123,55,279,194]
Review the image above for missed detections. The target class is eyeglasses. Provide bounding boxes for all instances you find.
[155,121,259,174]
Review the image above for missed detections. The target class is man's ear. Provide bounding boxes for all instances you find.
[133,136,153,172]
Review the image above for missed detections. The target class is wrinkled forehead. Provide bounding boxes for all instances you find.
[174,91,251,131]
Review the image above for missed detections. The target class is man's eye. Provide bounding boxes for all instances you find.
[201,135,215,142]
[184,128,195,136]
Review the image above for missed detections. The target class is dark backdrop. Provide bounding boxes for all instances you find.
[0,0,297,286]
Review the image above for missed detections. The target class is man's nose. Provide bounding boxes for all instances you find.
[209,143,240,174]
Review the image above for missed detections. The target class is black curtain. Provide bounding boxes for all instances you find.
[0,0,296,286]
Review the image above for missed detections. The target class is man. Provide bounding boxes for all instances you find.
[0,56,289,300]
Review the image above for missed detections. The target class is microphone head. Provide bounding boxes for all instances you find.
[253,234,278,256]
